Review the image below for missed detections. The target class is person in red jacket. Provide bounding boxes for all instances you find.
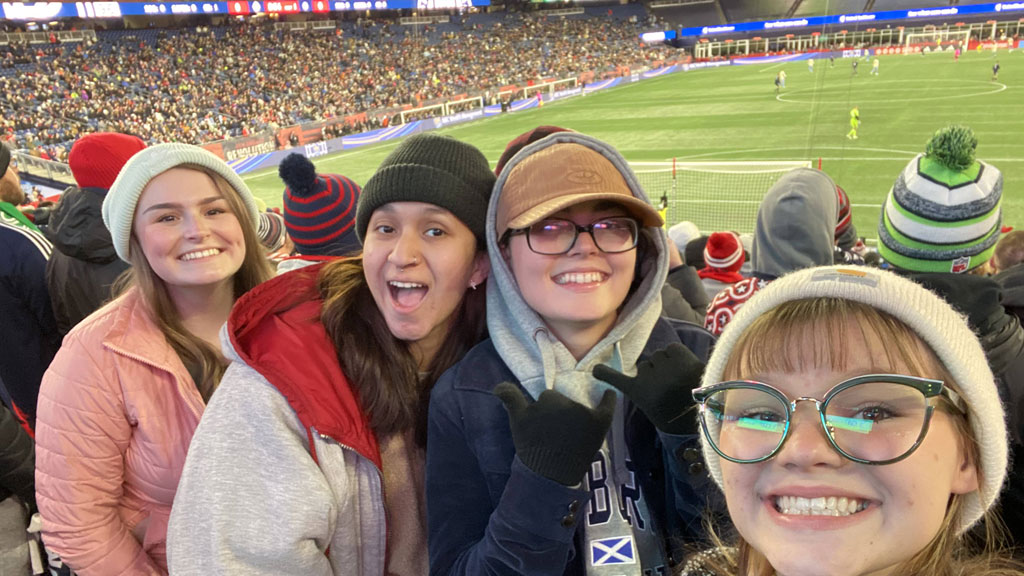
[167,133,495,576]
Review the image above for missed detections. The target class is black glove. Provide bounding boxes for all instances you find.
[592,342,704,435]
[494,383,615,487]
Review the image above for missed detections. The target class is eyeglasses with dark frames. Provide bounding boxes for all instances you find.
[505,216,639,255]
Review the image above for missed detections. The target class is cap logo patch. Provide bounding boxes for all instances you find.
[951,255,970,274]
[567,169,603,184]
[810,268,879,287]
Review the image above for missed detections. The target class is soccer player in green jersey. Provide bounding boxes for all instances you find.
[847,106,860,139]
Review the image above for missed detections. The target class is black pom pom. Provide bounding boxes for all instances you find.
[278,153,319,197]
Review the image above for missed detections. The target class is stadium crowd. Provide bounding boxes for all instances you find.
[0,12,672,158]
[1,118,1022,576]
[1,4,1023,573]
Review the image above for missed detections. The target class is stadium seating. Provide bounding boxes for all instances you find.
[720,0,793,23]
[0,12,674,156]
[869,0,941,10]
[792,0,869,18]
[649,3,725,28]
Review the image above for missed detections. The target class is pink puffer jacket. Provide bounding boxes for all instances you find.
[35,287,205,575]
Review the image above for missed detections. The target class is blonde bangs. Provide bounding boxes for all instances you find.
[721,298,948,384]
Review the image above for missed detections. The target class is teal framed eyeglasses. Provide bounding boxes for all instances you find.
[691,374,966,466]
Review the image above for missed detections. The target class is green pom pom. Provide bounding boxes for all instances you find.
[925,125,977,171]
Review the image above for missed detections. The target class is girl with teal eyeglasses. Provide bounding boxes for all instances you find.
[682,265,1023,576]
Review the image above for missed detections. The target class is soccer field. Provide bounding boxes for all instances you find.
[244,49,1023,243]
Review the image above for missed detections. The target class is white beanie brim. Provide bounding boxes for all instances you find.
[102,143,260,263]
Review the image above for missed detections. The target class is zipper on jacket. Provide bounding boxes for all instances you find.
[317,432,384,477]
[313,430,388,563]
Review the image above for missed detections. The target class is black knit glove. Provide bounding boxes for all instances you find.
[592,343,705,435]
[494,383,615,486]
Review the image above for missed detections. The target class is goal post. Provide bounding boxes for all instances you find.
[399,102,445,124]
[523,77,578,99]
[444,95,483,115]
[630,160,812,235]
[905,29,970,52]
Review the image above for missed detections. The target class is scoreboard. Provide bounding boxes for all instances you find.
[0,0,488,20]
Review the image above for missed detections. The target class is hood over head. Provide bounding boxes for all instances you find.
[752,167,839,279]
[486,132,668,407]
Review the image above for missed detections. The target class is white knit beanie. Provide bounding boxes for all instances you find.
[102,143,260,263]
[699,265,1007,534]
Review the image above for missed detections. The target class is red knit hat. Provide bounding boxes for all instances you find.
[68,133,147,189]
[699,231,745,284]
[703,231,744,272]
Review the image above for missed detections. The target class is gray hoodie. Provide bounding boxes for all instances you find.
[751,167,839,280]
[486,132,669,575]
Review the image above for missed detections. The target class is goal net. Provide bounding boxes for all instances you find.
[905,29,970,52]
[631,160,812,235]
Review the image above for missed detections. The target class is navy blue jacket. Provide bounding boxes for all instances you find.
[0,206,60,429]
[427,317,724,576]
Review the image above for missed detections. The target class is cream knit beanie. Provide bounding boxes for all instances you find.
[102,143,260,262]
[698,265,1007,533]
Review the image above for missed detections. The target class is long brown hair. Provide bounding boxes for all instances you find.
[115,165,273,402]
[318,255,487,445]
[683,298,1024,576]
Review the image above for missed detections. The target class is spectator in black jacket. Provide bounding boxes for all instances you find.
[877,126,1022,553]
[0,398,35,575]
[912,273,1024,555]
[0,144,60,431]
[46,133,145,335]
[991,230,1024,325]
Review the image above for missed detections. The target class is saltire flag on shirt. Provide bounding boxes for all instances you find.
[591,536,636,566]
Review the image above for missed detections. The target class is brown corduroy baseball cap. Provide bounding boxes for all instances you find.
[496,142,663,239]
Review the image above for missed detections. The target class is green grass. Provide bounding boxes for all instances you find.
[244,49,1023,242]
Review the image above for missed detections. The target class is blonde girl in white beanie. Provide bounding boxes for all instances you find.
[682,266,1023,576]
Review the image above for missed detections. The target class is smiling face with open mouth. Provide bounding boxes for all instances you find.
[719,320,978,576]
[133,167,246,297]
[503,200,637,354]
[362,201,488,368]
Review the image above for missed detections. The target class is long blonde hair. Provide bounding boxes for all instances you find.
[685,298,1022,576]
[115,165,273,402]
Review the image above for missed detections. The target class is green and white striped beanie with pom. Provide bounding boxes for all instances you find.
[878,125,1002,273]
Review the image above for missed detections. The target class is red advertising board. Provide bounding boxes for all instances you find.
[260,0,301,13]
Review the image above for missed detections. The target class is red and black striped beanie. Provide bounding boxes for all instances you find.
[280,153,361,257]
